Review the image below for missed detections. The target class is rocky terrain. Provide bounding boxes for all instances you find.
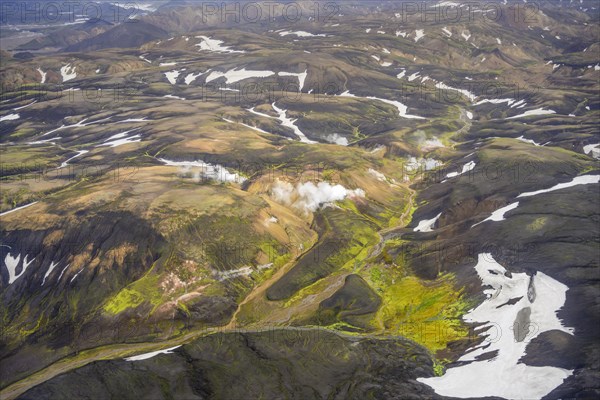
[0,1,598,399]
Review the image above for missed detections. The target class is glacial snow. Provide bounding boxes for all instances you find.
[413,212,442,232]
[418,254,574,399]
[339,91,424,119]
[583,143,600,159]
[435,82,477,102]
[222,117,270,135]
[446,161,476,178]
[471,175,599,227]
[41,261,61,286]
[0,201,39,216]
[279,70,308,91]
[59,150,89,168]
[472,202,519,227]
[37,68,47,84]
[164,70,180,85]
[414,29,425,42]
[279,31,327,38]
[517,175,600,198]
[125,345,182,362]
[60,64,77,82]
[516,135,541,146]
[195,36,244,53]
[0,114,20,122]
[4,253,35,284]
[205,68,276,85]
[97,129,142,148]
[506,108,556,119]
[272,103,316,144]
[41,116,112,137]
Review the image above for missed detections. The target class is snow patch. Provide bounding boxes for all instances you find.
[279,30,326,38]
[205,68,276,85]
[0,114,20,122]
[516,135,541,146]
[272,102,316,144]
[125,346,181,362]
[279,70,308,91]
[4,253,35,284]
[446,161,476,178]
[0,201,38,216]
[414,29,425,42]
[59,150,89,168]
[414,212,442,232]
[472,202,519,227]
[195,36,244,53]
[435,82,477,102]
[339,91,424,119]
[517,175,600,198]
[41,261,62,286]
[506,108,556,120]
[164,70,180,84]
[418,254,573,399]
[184,72,204,85]
[583,143,600,159]
[37,68,47,83]
[97,129,141,148]
[60,64,77,82]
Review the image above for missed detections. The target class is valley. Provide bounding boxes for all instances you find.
[0,1,599,399]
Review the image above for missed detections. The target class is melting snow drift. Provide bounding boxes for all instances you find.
[414,212,442,232]
[125,345,182,361]
[418,254,574,399]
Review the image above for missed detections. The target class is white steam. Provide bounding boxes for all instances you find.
[271,180,364,213]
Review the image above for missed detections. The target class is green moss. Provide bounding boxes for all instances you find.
[364,261,470,353]
[527,216,548,231]
[103,271,162,315]
[177,302,191,317]
[103,288,145,315]
[433,359,446,376]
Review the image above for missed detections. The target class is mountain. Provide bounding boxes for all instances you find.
[0,1,598,399]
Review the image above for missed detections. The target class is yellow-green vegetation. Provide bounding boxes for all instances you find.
[282,270,346,309]
[103,271,162,315]
[527,216,548,231]
[364,262,471,354]
[433,359,448,377]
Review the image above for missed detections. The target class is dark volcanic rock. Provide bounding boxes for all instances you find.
[19,329,441,400]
